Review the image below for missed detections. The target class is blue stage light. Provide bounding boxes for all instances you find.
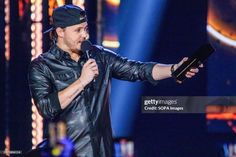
[111,0,168,137]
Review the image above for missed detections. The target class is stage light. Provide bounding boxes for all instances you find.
[4,0,10,61]
[31,103,37,112]
[73,0,85,9]
[4,136,10,157]
[31,5,36,12]
[31,33,36,40]
[207,0,236,48]
[31,0,43,148]
[31,41,36,47]
[31,24,36,31]
[31,13,36,21]
[4,1,10,153]
[102,34,120,48]
[207,25,236,48]
[102,40,120,48]
[56,0,65,7]
[36,14,42,22]
[111,0,167,137]
[32,122,37,129]
[207,113,236,120]
[32,139,36,145]
[31,49,36,56]
[106,0,120,7]
[31,100,43,149]
[31,113,36,121]
[32,130,37,137]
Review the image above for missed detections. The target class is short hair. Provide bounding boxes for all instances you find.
[49,29,58,44]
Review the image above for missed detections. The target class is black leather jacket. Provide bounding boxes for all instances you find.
[28,44,158,157]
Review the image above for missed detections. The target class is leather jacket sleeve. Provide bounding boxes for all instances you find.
[102,48,158,85]
[28,59,62,120]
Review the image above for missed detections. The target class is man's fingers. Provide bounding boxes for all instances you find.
[93,69,99,77]
[186,71,195,76]
[185,72,195,78]
[177,57,188,68]
[185,74,192,78]
[84,59,96,67]
[91,66,99,71]
[180,57,188,64]
[199,64,204,68]
[94,71,99,76]
[87,62,97,68]
[177,57,204,80]
[190,68,199,73]
[182,57,188,62]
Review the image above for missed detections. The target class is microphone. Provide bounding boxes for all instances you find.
[81,40,93,60]
[80,40,96,89]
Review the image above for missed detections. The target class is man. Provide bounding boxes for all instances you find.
[28,4,201,157]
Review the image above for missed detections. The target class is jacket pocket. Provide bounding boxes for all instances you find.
[54,71,75,81]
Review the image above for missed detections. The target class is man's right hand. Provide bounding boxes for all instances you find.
[79,59,99,87]
[57,59,99,109]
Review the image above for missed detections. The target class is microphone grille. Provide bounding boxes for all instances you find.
[81,40,93,52]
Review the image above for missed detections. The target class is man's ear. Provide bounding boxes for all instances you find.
[56,27,64,38]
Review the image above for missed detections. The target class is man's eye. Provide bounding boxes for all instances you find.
[76,29,82,32]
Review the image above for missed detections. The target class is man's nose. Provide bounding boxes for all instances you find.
[83,32,89,40]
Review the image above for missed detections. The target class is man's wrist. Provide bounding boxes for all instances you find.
[170,64,175,75]
[78,78,86,90]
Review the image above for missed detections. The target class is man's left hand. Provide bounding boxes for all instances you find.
[174,57,204,78]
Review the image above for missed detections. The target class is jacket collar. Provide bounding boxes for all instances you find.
[49,44,71,60]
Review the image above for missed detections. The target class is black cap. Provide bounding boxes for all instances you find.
[44,4,87,34]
